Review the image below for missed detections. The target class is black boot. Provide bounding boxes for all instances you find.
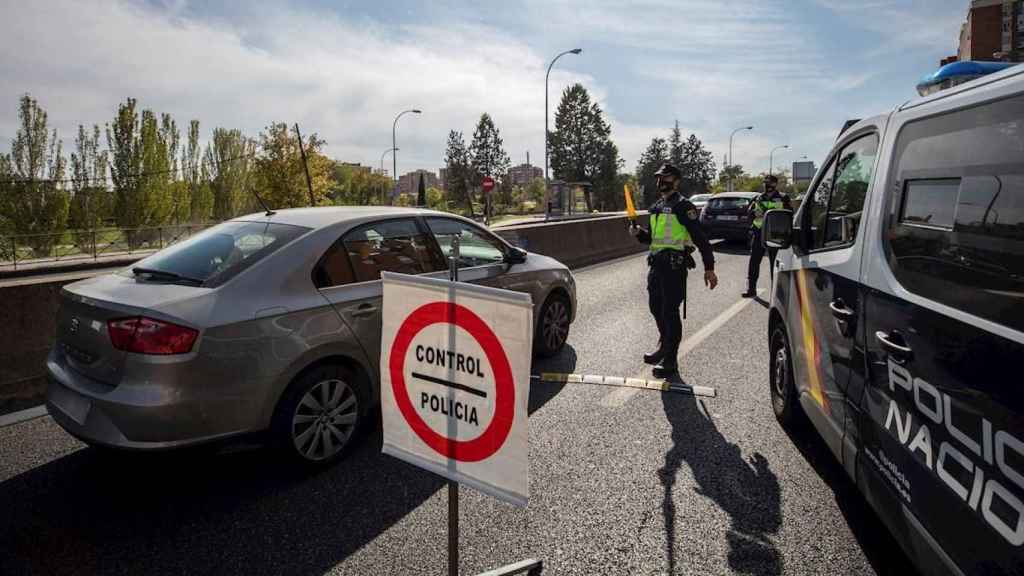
[742,279,757,298]
[653,362,679,379]
[643,348,665,365]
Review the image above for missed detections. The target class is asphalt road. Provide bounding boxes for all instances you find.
[0,243,920,576]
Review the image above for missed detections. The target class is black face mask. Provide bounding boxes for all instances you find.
[657,178,675,192]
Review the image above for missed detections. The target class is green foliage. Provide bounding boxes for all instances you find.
[425,186,447,211]
[669,121,684,168]
[444,130,473,216]
[183,120,211,223]
[253,123,331,211]
[524,177,545,205]
[548,84,621,212]
[330,163,391,206]
[0,95,70,257]
[469,113,511,185]
[69,124,110,231]
[678,134,716,196]
[106,99,180,229]
[204,128,255,219]
[635,137,668,206]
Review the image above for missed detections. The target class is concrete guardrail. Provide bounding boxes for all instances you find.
[0,213,648,418]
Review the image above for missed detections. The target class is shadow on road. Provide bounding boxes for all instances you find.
[782,414,921,576]
[659,380,783,575]
[711,240,751,256]
[0,346,577,576]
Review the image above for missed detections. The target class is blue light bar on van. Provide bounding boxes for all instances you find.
[916,61,1018,96]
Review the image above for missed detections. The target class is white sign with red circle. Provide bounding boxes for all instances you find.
[380,272,532,507]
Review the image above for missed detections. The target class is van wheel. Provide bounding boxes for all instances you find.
[535,293,571,358]
[272,363,368,466]
[770,324,799,427]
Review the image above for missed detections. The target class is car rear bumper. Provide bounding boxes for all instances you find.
[703,219,752,239]
[45,348,254,450]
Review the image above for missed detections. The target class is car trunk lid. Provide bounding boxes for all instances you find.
[56,273,209,386]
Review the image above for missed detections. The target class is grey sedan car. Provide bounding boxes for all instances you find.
[46,207,576,465]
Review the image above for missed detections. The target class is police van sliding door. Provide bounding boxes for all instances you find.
[860,93,1024,575]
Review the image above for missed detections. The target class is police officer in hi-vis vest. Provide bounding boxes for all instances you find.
[630,163,717,378]
[742,174,792,298]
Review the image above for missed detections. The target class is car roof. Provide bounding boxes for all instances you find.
[230,206,457,229]
[711,192,759,199]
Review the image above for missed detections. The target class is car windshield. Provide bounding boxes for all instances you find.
[708,197,752,210]
[126,221,309,285]
[690,194,711,203]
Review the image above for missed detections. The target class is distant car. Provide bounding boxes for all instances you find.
[688,193,712,212]
[699,192,758,241]
[46,207,576,466]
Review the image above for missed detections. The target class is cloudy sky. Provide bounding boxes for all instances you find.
[0,0,965,179]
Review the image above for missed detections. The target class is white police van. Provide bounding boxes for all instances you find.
[762,62,1024,575]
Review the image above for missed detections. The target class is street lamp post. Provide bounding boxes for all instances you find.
[544,48,582,221]
[392,109,422,203]
[728,125,754,192]
[380,147,398,205]
[769,144,789,176]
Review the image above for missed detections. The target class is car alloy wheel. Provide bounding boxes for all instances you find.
[291,378,358,462]
[542,298,569,353]
[769,325,798,426]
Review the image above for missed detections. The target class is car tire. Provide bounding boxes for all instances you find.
[769,323,799,427]
[271,363,369,467]
[534,293,571,358]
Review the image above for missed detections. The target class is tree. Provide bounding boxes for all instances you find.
[469,113,510,189]
[253,123,331,211]
[678,133,716,196]
[669,120,684,168]
[106,99,179,230]
[205,128,256,219]
[443,130,473,216]
[69,124,110,232]
[0,95,70,257]
[329,162,391,206]
[548,84,621,212]
[635,137,668,206]
[182,120,212,223]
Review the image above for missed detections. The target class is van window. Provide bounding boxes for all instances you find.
[886,94,1024,332]
[800,133,878,250]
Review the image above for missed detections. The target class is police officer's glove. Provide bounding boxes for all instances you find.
[628,224,640,237]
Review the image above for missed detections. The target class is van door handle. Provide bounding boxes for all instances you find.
[351,304,378,318]
[829,299,855,319]
[876,330,913,359]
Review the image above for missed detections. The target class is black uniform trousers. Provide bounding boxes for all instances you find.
[747,228,778,283]
[647,252,687,368]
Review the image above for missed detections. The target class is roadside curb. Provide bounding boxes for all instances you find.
[0,405,48,428]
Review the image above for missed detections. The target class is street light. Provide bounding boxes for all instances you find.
[380,147,398,205]
[728,125,754,192]
[769,144,789,176]
[545,48,582,220]
[393,109,422,203]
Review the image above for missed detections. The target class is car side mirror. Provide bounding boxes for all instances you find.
[505,247,528,265]
[762,209,794,250]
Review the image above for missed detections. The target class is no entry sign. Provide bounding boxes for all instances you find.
[380,272,532,507]
[481,176,495,193]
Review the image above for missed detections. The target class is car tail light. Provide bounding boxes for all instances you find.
[108,317,198,355]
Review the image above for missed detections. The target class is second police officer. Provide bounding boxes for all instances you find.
[742,174,792,298]
[630,163,717,379]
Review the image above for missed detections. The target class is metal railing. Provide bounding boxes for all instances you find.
[0,223,216,272]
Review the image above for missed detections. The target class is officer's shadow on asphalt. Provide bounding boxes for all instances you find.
[658,377,783,576]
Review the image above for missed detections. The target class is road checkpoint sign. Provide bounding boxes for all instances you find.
[380,271,532,507]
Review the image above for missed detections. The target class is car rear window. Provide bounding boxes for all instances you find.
[129,221,309,286]
[708,197,751,210]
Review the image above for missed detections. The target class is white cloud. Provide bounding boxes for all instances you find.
[0,0,596,176]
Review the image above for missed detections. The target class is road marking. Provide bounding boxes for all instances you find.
[596,290,764,407]
[0,405,48,428]
[532,373,716,398]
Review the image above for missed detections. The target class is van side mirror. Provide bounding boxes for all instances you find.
[505,247,528,265]
[762,209,794,250]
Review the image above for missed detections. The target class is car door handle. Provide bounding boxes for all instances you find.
[829,299,855,319]
[351,304,378,318]
[876,330,913,359]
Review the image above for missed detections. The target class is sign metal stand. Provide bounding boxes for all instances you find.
[444,237,542,576]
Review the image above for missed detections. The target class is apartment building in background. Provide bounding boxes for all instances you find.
[507,163,542,187]
[398,169,439,195]
[944,0,1023,64]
